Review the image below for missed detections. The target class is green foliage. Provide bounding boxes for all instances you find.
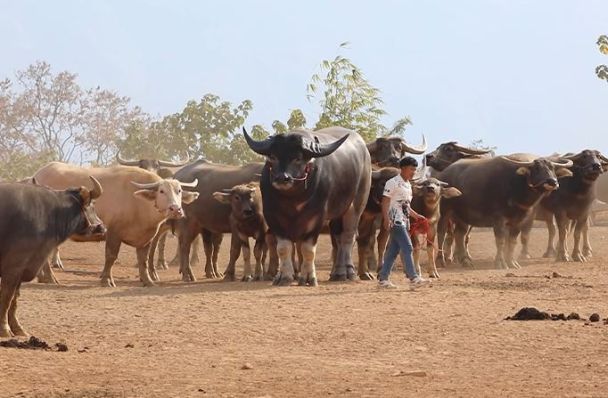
[596,35,608,83]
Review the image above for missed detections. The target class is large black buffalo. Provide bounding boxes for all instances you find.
[0,178,105,337]
[437,154,573,269]
[519,150,608,262]
[244,126,371,286]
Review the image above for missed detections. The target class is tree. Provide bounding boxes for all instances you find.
[597,35,608,82]
[470,139,497,156]
[306,43,413,142]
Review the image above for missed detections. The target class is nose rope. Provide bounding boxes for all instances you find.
[269,163,313,189]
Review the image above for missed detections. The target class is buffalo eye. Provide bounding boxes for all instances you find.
[160,189,165,194]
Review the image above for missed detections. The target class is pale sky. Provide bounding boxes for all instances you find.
[1,0,606,156]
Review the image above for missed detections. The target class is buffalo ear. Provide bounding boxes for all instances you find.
[602,164,608,173]
[181,191,199,204]
[516,167,529,176]
[441,187,462,198]
[134,189,157,201]
[213,192,232,204]
[556,168,573,178]
[78,187,92,204]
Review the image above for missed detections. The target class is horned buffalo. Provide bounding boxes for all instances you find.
[173,161,264,282]
[519,150,608,262]
[425,142,493,174]
[0,179,105,337]
[244,126,371,286]
[213,183,268,281]
[367,135,427,167]
[33,162,199,287]
[437,155,573,269]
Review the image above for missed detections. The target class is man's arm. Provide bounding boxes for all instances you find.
[382,196,392,230]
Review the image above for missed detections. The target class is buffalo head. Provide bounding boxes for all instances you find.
[413,178,462,203]
[69,176,107,242]
[213,183,260,220]
[367,135,427,167]
[501,156,573,192]
[132,178,199,219]
[425,142,493,171]
[117,153,190,173]
[370,167,400,207]
[243,127,348,191]
[561,150,608,182]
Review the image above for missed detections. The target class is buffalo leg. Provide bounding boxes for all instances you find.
[571,217,588,262]
[253,235,265,281]
[223,231,242,281]
[178,227,198,282]
[273,238,295,286]
[543,217,558,258]
[51,248,64,270]
[519,215,534,260]
[100,230,122,287]
[555,212,571,262]
[505,226,522,269]
[156,231,169,270]
[8,283,26,337]
[376,227,389,273]
[241,238,254,282]
[436,215,449,267]
[412,233,422,276]
[582,218,592,258]
[298,238,319,286]
[330,206,358,282]
[492,221,508,269]
[265,233,279,280]
[454,222,473,267]
[294,241,303,280]
[211,233,223,278]
[37,260,59,284]
[136,244,156,287]
[202,230,219,279]
[148,228,167,281]
[426,230,440,278]
[0,276,19,338]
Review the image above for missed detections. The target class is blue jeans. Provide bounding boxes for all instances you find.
[379,223,418,281]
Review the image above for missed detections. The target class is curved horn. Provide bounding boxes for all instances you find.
[158,153,190,167]
[243,127,274,156]
[452,143,493,155]
[499,156,535,166]
[400,134,427,154]
[597,152,608,164]
[179,178,198,188]
[562,152,583,161]
[89,176,103,199]
[549,159,573,168]
[436,180,449,187]
[131,180,161,190]
[220,188,233,194]
[302,133,349,158]
[116,152,140,166]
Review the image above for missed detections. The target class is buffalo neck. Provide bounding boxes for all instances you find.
[51,192,86,244]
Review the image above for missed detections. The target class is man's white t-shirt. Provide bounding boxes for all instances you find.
[383,174,413,225]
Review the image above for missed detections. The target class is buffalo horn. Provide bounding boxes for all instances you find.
[401,134,427,154]
[131,180,161,190]
[158,154,190,167]
[116,152,140,166]
[452,143,493,155]
[302,133,349,158]
[243,127,274,156]
[179,178,198,188]
[89,176,103,199]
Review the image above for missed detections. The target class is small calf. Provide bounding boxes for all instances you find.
[213,183,268,281]
[410,178,462,278]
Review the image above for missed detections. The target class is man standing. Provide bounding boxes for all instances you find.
[378,156,429,289]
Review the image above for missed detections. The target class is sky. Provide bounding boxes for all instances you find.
[1,0,606,156]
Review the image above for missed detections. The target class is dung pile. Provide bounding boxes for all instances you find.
[0,336,68,351]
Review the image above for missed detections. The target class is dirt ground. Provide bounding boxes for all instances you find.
[2,226,608,398]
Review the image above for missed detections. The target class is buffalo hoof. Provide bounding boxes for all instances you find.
[543,248,557,258]
[458,257,474,268]
[142,279,156,287]
[518,252,531,260]
[346,266,358,281]
[100,277,116,288]
[150,270,160,282]
[205,272,218,279]
[181,273,196,282]
[298,275,318,287]
[223,273,236,282]
[242,275,254,282]
[358,272,375,281]
[272,273,294,286]
[52,259,64,270]
[10,327,28,337]
[572,252,587,263]
[0,328,13,338]
[429,271,440,279]
[156,261,168,270]
[37,274,59,285]
[555,252,571,262]
[328,273,347,282]
[583,247,593,258]
[508,260,521,269]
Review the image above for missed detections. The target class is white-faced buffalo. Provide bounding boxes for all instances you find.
[519,150,608,262]
[244,126,372,286]
[0,178,105,337]
[410,178,462,278]
[172,160,264,282]
[33,162,199,287]
[437,154,573,269]
[367,135,427,167]
[213,183,269,281]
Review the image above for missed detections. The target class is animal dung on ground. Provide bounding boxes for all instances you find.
[0,336,68,352]
[505,307,586,322]
[589,313,601,322]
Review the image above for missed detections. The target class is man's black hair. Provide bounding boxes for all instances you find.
[399,156,418,168]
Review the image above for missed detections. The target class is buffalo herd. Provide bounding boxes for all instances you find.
[1,126,607,337]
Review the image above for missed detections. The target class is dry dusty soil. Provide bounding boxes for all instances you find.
[2,226,608,398]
